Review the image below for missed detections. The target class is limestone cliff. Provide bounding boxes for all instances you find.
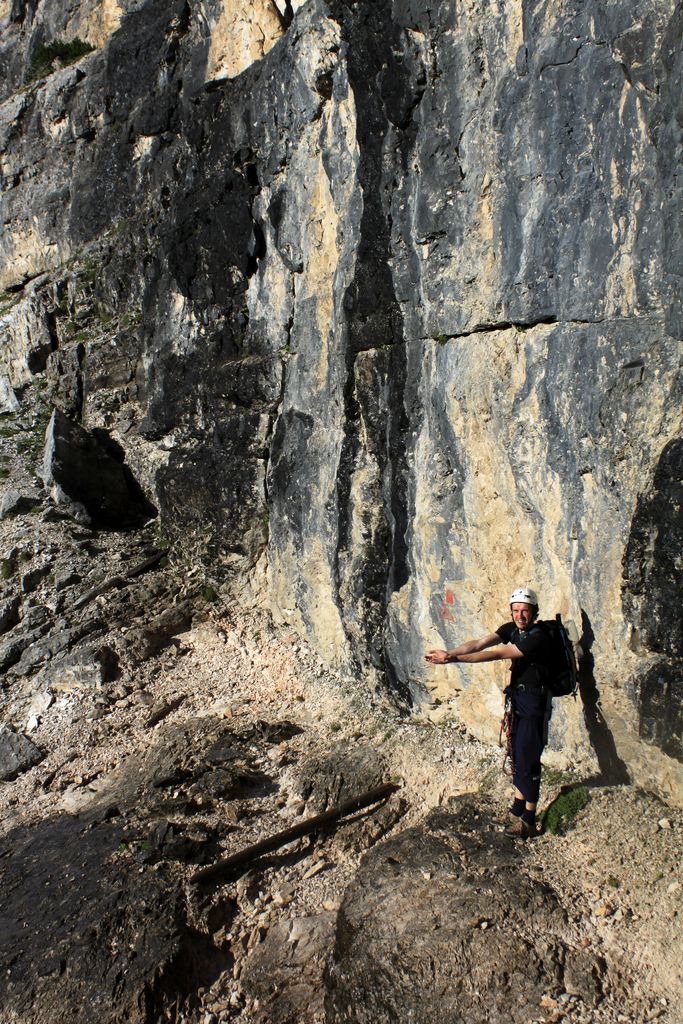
[0,0,681,800]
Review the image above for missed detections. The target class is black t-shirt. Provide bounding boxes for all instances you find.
[495,621,551,688]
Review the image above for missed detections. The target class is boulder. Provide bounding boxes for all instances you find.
[0,724,44,781]
[241,914,337,1024]
[42,409,151,528]
[0,621,51,672]
[0,488,41,519]
[294,743,387,812]
[20,563,52,593]
[0,376,20,413]
[8,618,104,677]
[54,571,82,593]
[32,643,118,691]
[0,594,20,634]
[325,799,604,1024]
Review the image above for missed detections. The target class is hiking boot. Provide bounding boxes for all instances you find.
[504,817,538,839]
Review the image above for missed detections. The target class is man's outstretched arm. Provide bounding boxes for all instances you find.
[425,632,508,665]
[452,642,524,663]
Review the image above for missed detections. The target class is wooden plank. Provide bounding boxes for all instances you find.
[190,780,400,886]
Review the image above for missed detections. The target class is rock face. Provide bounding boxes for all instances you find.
[0,1,681,799]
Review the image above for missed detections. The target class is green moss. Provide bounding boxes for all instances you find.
[0,293,21,317]
[27,38,95,83]
[201,584,218,603]
[1,559,13,580]
[120,311,141,330]
[542,785,590,836]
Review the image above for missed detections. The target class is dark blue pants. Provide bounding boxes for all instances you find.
[511,689,550,804]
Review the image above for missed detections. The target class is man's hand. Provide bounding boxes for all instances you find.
[425,649,453,665]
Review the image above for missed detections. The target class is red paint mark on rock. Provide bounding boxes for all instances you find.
[445,590,454,605]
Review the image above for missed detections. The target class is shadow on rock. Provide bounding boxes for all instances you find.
[0,812,228,1023]
[578,610,631,786]
[0,713,293,1022]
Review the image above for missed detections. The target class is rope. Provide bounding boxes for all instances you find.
[499,694,516,777]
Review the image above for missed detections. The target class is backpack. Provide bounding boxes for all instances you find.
[536,614,579,697]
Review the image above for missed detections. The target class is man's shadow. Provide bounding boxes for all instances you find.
[577,610,630,785]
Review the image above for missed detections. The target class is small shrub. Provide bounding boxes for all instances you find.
[201,584,218,603]
[542,785,590,836]
[1,559,13,579]
[28,38,95,83]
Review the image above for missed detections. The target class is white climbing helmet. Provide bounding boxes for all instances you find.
[509,586,539,606]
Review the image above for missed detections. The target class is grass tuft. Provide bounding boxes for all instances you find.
[542,785,590,835]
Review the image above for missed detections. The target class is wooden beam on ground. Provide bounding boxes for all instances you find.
[190,780,400,886]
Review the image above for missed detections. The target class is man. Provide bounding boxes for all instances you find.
[425,587,551,838]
